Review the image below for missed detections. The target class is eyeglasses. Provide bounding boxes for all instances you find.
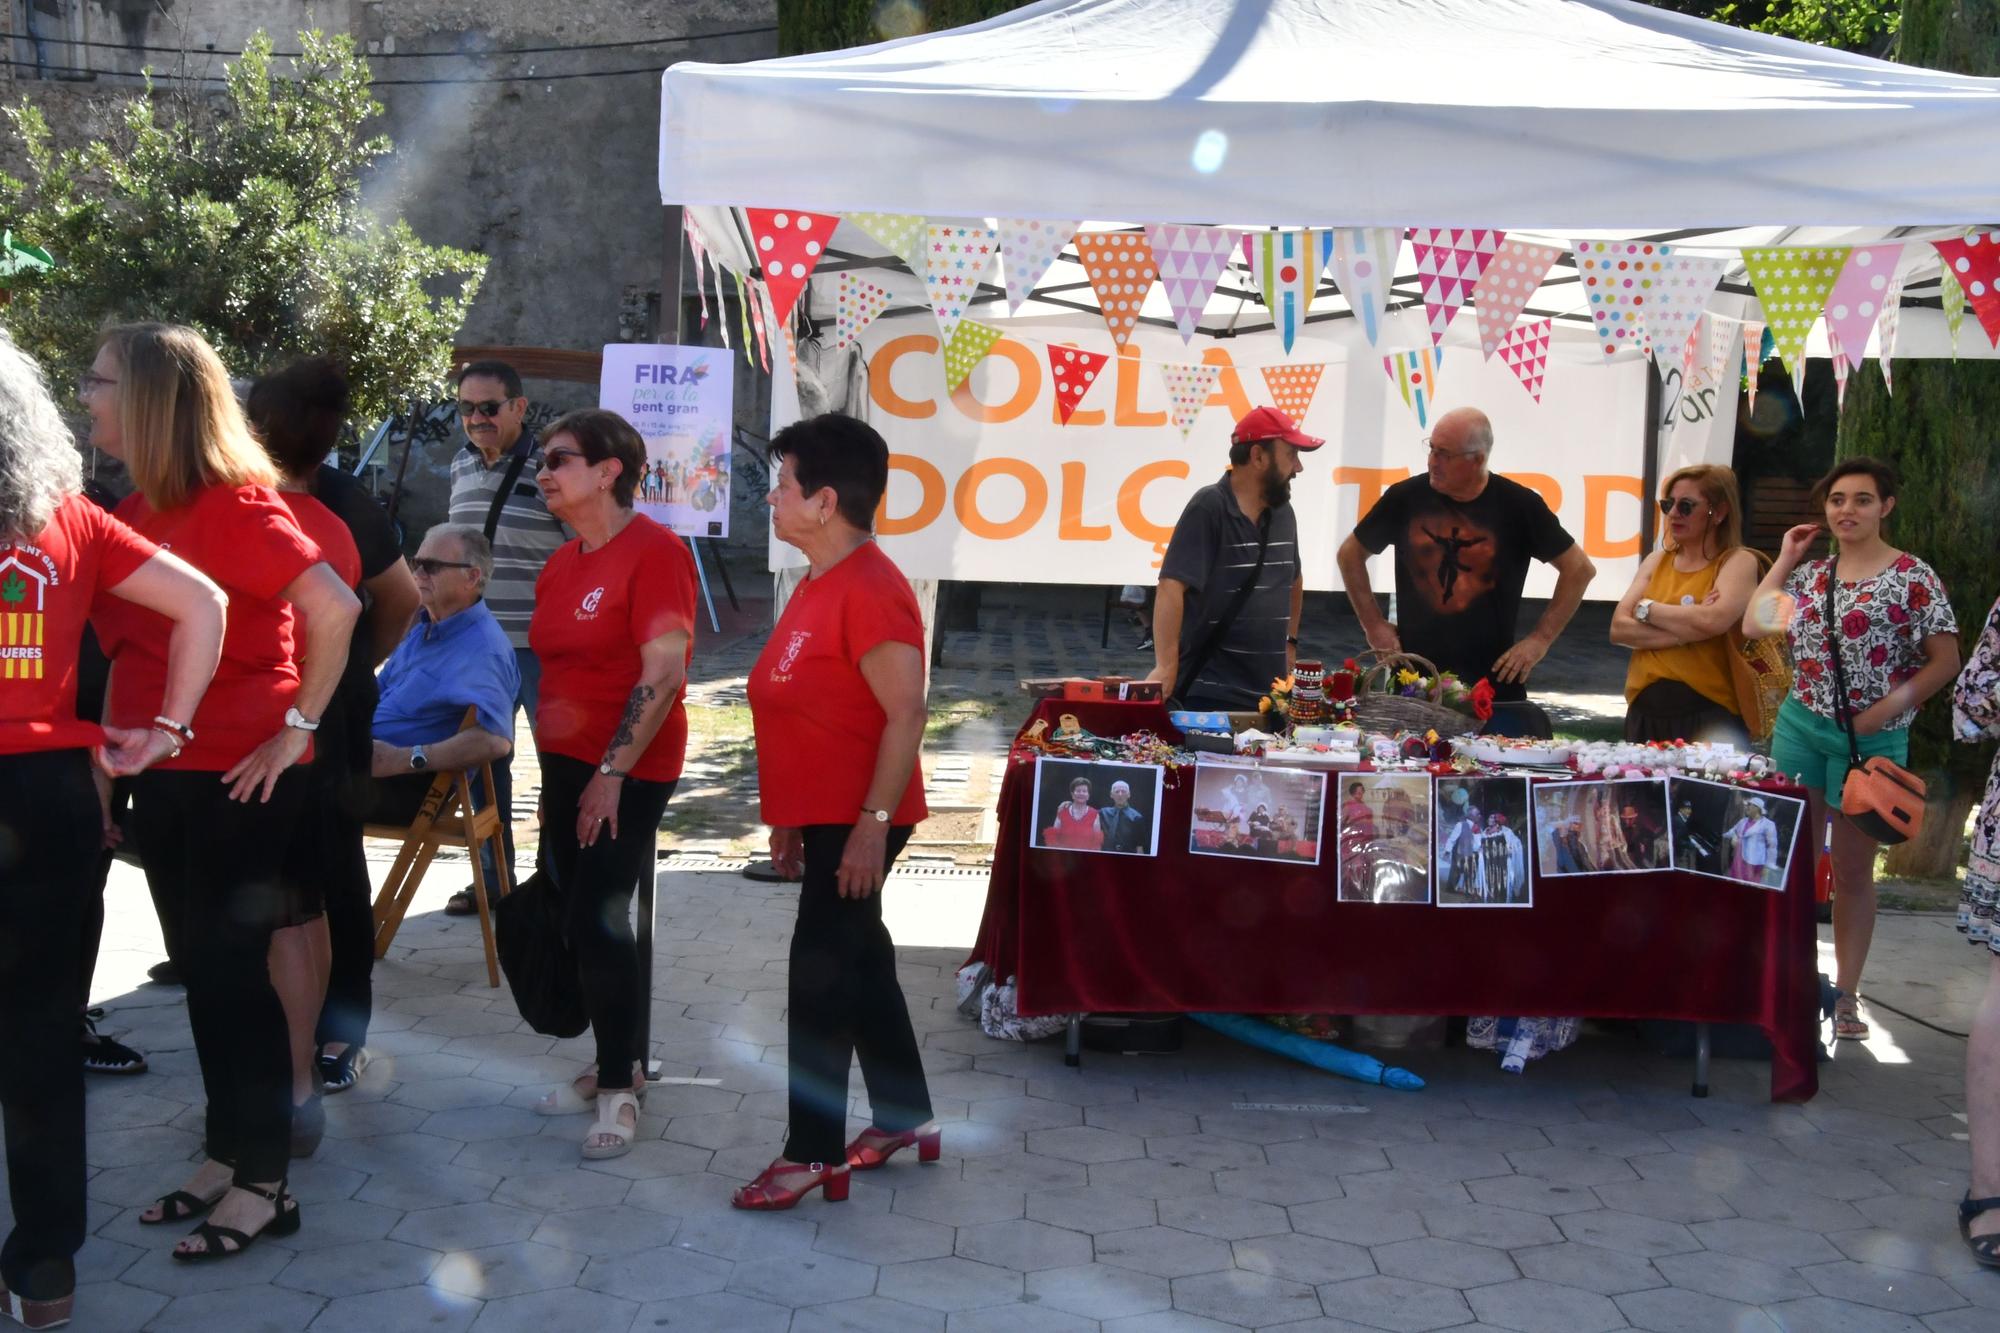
[457,398,511,418]
[539,448,586,471]
[407,557,477,576]
[1657,497,1704,517]
[1421,437,1482,461]
[78,372,117,396]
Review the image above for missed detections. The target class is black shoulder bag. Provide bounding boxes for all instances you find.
[1823,565,1927,844]
[481,443,534,543]
[1170,509,1273,710]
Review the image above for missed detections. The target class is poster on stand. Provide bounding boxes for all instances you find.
[1532,778,1671,875]
[1030,757,1164,856]
[1668,777,1802,890]
[1434,777,1532,907]
[599,343,734,539]
[1335,772,1433,903]
[1188,760,1327,865]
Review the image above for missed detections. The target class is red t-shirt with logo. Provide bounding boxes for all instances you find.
[94,483,321,771]
[530,514,697,783]
[0,494,159,755]
[748,541,928,828]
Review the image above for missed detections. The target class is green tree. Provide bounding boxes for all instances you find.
[779,0,1034,55]
[1644,1,1900,51]
[0,30,484,426]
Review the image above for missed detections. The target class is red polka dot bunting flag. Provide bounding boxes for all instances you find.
[1260,363,1324,424]
[1496,318,1552,403]
[833,271,893,353]
[1075,231,1159,350]
[1821,244,1904,371]
[996,217,1078,315]
[1932,232,2000,348]
[1574,239,1673,360]
[1383,346,1443,428]
[1047,345,1109,425]
[924,220,1000,347]
[1158,361,1223,439]
[1470,239,1563,360]
[941,320,1003,392]
[1146,224,1242,345]
[1639,253,1728,379]
[1739,246,1849,374]
[744,208,838,323]
[1244,229,1333,353]
[1410,228,1505,347]
[1329,227,1402,346]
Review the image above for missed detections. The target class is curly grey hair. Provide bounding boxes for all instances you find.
[0,330,80,540]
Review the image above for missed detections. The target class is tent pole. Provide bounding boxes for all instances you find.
[1640,368,1663,555]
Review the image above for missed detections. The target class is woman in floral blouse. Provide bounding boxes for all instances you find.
[1950,595,2000,1269]
[1955,597,2000,944]
[1745,457,1960,1041]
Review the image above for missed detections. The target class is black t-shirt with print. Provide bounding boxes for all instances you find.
[1352,473,1575,701]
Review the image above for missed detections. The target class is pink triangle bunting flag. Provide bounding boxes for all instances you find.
[1742,320,1765,415]
[1471,238,1564,359]
[1939,263,1967,352]
[1261,364,1325,424]
[1740,246,1850,374]
[1828,328,1850,410]
[996,218,1078,315]
[923,219,1000,347]
[1876,262,1908,394]
[1823,244,1904,371]
[941,320,1003,392]
[1244,229,1333,353]
[1575,239,1677,359]
[1159,362,1223,439]
[1329,227,1402,346]
[1932,232,2000,348]
[833,271,893,353]
[1497,318,1552,403]
[744,208,838,323]
[1680,312,1707,383]
[1641,253,1729,379]
[1383,346,1444,427]
[1409,228,1505,346]
[1146,224,1241,345]
[1047,345,1110,425]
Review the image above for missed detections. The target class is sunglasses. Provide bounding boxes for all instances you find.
[458,398,511,418]
[539,448,587,471]
[407,557,476,576]
[1657,497,1705,517]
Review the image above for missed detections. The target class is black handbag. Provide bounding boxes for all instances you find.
[493,865,589,1038]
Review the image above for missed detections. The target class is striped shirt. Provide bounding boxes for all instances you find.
[1160,475,1300,710]
[447,429,568,648]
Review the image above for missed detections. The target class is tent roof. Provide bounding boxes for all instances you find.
[658,0,2000,229]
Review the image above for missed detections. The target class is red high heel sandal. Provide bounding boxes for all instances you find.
[730,1159,851,1210]
[845,1123,942,1171]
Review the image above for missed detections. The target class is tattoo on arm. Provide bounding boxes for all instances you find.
[603,683,657,765]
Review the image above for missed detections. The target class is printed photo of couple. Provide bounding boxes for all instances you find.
[1435,777,1531,907]
[1189,761,1326,865]
[1668,776,1803,890]
[1335,772,1432,903]
[1532,778,1671,876]
[1030,758,1164,857]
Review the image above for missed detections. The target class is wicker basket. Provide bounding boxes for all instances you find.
[1351,651,1479,736]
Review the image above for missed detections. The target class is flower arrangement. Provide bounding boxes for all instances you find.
[1379,664,1495,722]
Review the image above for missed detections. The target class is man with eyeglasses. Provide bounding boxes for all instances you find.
[446,360,565,912]
[1338,407,1594,728]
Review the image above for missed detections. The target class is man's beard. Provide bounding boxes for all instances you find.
[1262,466,1292,508]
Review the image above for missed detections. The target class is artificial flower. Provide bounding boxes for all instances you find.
[1469,677,1496,723]
[1395,668,1420,687]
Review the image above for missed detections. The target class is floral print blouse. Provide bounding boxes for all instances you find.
[1952,596,2000,946]
[1782,553,1957,732]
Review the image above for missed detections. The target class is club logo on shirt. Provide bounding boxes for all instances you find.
[769,630,811,683]
[0,548,55,680]
[576,585,605,620]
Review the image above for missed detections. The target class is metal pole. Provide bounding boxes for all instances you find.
[639,829,659,1081]
[688,537,723,633]
[1640,369,1664,555]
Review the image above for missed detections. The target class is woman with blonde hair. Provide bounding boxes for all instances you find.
[87,323,359,1260]
[1610,463,1760,743]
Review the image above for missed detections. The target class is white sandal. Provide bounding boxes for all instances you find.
[581,1090,641,1159]
[534,1072,598,1116]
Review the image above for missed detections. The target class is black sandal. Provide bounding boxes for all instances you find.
[1959,1192,2000,1269]
[139,1188,224,1226]
[318,1045,364,1094]
[171,1182,300,1263]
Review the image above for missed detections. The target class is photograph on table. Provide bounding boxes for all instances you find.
[1334,772,1433,903]
[1030,757,1164,856]
[1434,777,1532,907]
[1532,778,1671,875]
[1189,760,1326,865]
[1668,776,1802,890]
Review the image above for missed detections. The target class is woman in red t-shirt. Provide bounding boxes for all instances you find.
[527,410,695,1160]
[85,324,360,1262]
[734,414,933,1211]
[0,332,226,1327]
[1043,778,1106,850]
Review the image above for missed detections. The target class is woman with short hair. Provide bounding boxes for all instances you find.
[1044,777,1105,850]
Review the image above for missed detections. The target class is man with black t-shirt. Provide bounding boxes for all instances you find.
[1337,407,1594,715]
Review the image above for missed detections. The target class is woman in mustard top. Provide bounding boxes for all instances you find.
[1610,464,1759,744]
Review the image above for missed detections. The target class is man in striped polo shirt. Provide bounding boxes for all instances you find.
[446,360,567,912]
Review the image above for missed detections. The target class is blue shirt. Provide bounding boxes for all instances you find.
[373,600,520,746]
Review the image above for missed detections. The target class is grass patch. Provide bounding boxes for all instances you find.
[1552,715,1625,743]
[926,695,1002,742]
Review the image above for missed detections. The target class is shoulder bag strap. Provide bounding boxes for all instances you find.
[1823,563,1864,767]
[482,443,534,543]
[1172,509,1273,709]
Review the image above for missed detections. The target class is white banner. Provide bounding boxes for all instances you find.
[599,343,735,539]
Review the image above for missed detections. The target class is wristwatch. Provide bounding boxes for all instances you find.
[599,761,628,778]
[283,706,321,732]
[1634,598,1655,623]
[409,745,428,772]
[860,806,890,824]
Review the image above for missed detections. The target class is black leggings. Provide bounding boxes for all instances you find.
[0,750,95,1300]
[302,693,375,1051]
[130,766,306,1184]
[539,753,674,1092]
[785,824,932,1165]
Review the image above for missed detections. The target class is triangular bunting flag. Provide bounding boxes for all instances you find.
[1471,238,1564,359]
[1146,224,1241,344]
[1047,345,1109,425]
[1244,229,1334,353]
[744,208,838,323]
[1261,364,1325,424]
[923,219,999,346]
[1497,318,1552,403]
[833,272,893,352]
[1075,230,1160,350]
[1823,244,1904,370]
[1328,227,1402,346]
[1383,346,1444,427]
[941,320,1003,391]
[1575,239,1673,359]
[1828,329,1850,410]
[1932,232,2000,348]
[1409,228,1505,347]
[844,212,928,273]
[1939,263,1967,352]
[1642,254,1729,378]
[1876,262,1908,394]
[1159,362,1224,439]
[1706,313,1740,385]
[1742,320,1766,415]
[1681,312,1707,383]
[996,217,1078,315]
[1740,246,1849,373]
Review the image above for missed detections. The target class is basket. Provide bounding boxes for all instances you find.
[1351,651,1479,736]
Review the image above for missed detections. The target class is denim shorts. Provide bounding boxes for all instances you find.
[1769,695,1909,795]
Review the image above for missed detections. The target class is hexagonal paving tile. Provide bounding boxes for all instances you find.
[1026,1262,1174,1319]
[1027,1125,1149,1164]
[1026,1187,1158,1235]
[530,1204,677,1258]
[1591,1179,1734,1224]
[1466,1278,1625,1333]
[1420,1201,1562,1250]
[1557,1208,1703,1258]
[1687,1217,1843,1268]
[1371,1236,1518,1289]
[1465,1175,1600,1216]
[892,1180,1026,1227]
[1232,1233,1374,1285]
[632,1290,793,1332]
[1615,1286,1782,1333]
[390,1201,541,1253]
[579,1244,735,1303]
[1094,1226,1235,1279]
[465,1285,638,1332]
[947,1302,1096,1333]
[308,1284,482,1333]
[812,1209,956,1265]
[274,1238,442,1298]
[1797,1260,1967,1315]
[428,1241,586,1299]
[954,1217,1093,1271]
[1171,1269,1322,1326]
[875,1256,1024,1312]
[1314,1274,1472,1332]
[1155,1194,1291,1241]
[1088,1158,1221,1200]
[141,1284,330,1332]
[1511,1241,1664,1296]
[1288,1198,1426,1246]
[789,1295,947,1332]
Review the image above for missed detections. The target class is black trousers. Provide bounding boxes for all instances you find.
[785,823,932,1165]
[305,693,376,1051]
[539,754,674,1091]
[0,750,95,1300]
[130,767,305,1184]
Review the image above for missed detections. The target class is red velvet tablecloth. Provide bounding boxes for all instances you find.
[970,700,1820,1102]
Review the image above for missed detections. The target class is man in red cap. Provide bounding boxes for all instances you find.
[1146,406,1320,711]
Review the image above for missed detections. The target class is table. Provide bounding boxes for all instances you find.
[970,700,1821,1102]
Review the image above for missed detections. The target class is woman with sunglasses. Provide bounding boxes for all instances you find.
[526,410,696,1159]
[1747,456,1960,1041]
[1610,464,1759,744]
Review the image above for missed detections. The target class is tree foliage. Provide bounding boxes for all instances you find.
[779,0,1033,55]
[1645,1,1900,51]
[0,31,485,424]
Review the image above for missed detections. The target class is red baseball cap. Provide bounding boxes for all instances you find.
[1232,405,1323,451]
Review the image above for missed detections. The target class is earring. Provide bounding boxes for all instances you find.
[818,511,828,527]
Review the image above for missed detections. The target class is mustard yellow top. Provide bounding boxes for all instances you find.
[1624,553,1740,712]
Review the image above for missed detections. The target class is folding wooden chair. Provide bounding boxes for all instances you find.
[365,707,513,986]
